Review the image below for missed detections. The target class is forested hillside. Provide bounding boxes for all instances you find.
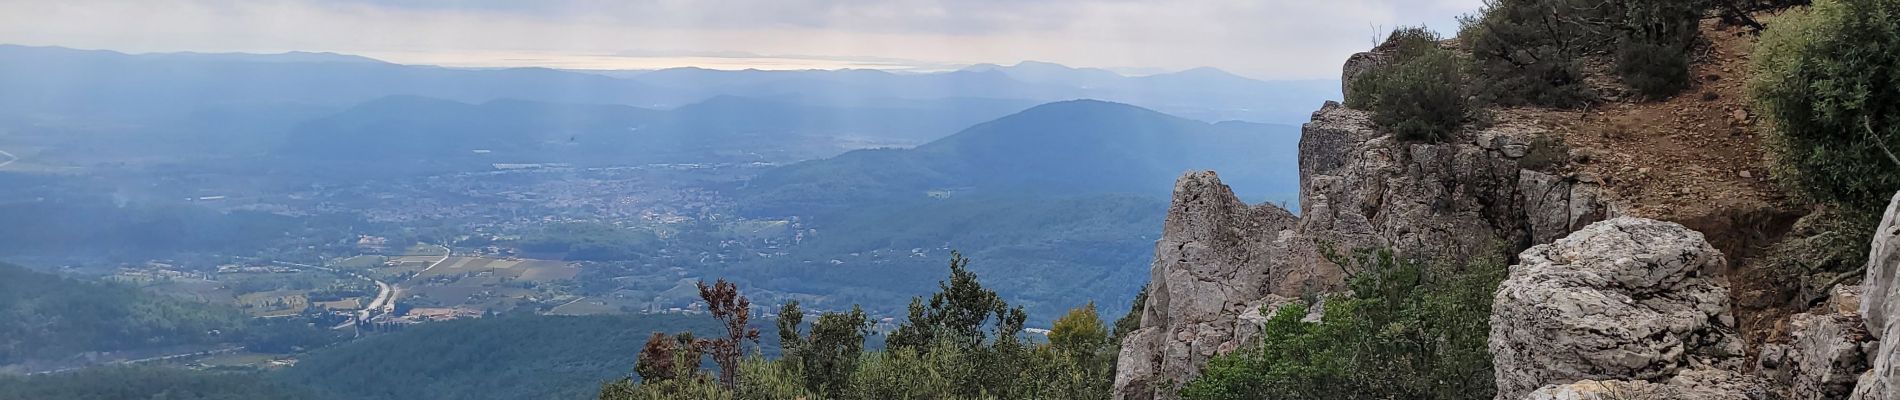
[712,194,1167,324]
[0,367,321,400]
[281,314,741,400]
[0,262,247,366]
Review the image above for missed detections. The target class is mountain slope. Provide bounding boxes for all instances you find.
[0,262,247,367]
[0,45,674,119]
[738,99,1301,217]
[280,314,738,400]
[271,94,1034,175]
[0,367,323,400]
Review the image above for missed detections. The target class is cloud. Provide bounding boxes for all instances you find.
[0,0,1485,79]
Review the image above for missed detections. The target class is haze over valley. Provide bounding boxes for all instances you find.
[0,41,1319,391]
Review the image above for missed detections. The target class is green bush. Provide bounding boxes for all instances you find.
[1616,0,1706,98]
[1518,134,1573,172]
[1751,207,1878,307]
[1349,27,1471,142]
[1751,0,1900,213]
[1109,284,1147,344]
[1180,249,1505,400]
[1616,40,1696,97]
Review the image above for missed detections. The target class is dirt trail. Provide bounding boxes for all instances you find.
[1500,16,1807,350]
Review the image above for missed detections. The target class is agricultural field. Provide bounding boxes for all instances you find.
[114,264,376,319]
[331,255,386,270]
[408,257,579,283]
[141,279,234,304]
[392,256,582,314]
[547,297,622,315]
[236,290,310,317]
[313,298,363,310]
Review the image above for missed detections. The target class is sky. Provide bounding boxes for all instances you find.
[0,0,1486,80]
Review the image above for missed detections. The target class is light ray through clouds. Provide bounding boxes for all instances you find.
[0,0,1484,79]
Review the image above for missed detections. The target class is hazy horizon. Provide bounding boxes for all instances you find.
[0,43,1349,80]
[0,0,1483,80]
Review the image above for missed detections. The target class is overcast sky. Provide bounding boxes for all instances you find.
[0,0,1485,80]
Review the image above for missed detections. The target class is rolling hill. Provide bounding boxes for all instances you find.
[270,95,1035,175]
[737,99,1302,217]
[280,314,746,400]
[0,262,246,368]
[712,100,1303,323]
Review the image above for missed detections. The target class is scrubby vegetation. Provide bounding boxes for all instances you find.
[1461,0,1707,106]
[1752,0,1900,214]
[1517,134,1573,172]
[1348,0,1710,139]
[1180,249,1507,400]
[598,252,1123,400]
[1745,0,1900,307]
[1347,27,1471,142]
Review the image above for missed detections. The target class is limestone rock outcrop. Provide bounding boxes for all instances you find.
[1849,193,1900,399]
[1112,100,1611,400]
[1490,217,1751,400]
[1111,171,1318,400]
[1758,307,1875,400]
[1114,39,1614,398]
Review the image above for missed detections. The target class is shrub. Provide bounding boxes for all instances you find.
[1349,27,1471,142]
[1751,0,1900,213]
[1180,249,1506,400]
[1518,134,1572,172]
[1616,40,1696,97]
[1616,0,1706,98]
[1757,208,1879,304]
[777,301,871,396]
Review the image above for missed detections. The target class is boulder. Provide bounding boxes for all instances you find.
[1859,192,1900,334]
[1848,193,1900,399]
[1526,369,1768,400]
[1519,169,1611,245]
[1759,311,1876,400]
[1491,217,1748,400]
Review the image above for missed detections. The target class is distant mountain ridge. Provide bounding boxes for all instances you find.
[272,94,1037,175]
[738,99,1301,217]
[0,44,1337,125]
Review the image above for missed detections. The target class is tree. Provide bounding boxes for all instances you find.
[887,251,1020,351]
[634,332,698,383]
[1049,303,1108,355]
[778,304,871,396]
[1041,302,1116,399]
[695,279,760,389]
[773,300,805,364]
